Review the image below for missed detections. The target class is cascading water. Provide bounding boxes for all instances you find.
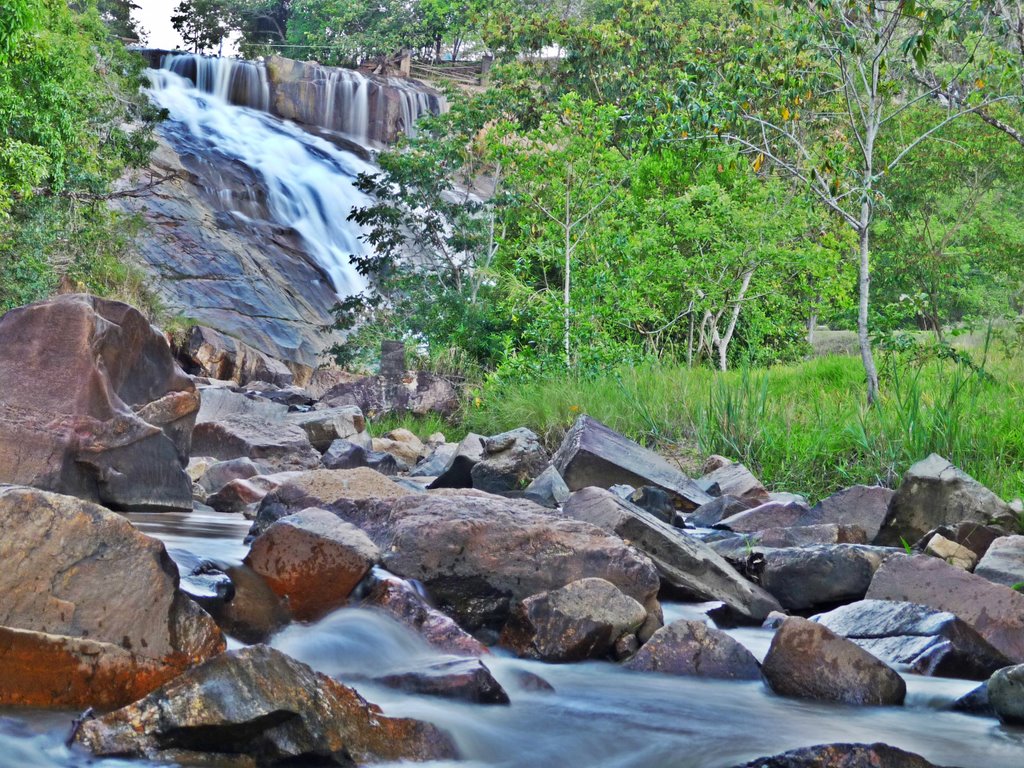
[160,52,271,112]
[144,66,373,298]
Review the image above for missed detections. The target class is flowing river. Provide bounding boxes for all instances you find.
[3,511,1023,768]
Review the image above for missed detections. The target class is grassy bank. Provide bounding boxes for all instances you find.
[448,354,1024,503]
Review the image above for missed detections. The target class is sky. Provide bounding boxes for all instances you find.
[133,0,187,50]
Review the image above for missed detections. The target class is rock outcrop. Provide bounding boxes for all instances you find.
[728,743,944,768]
[623,620,761,680]
[0,294,197,511]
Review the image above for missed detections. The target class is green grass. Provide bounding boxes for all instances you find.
[462,353,1024,503]
[367,411,457,443]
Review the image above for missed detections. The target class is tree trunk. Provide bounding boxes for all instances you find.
[564,194,572,370]
[807,308,818,347]
[857,221,880,404]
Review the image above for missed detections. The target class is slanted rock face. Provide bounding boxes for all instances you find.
[0,486,224,707]
[762,617,906,706]
[699,463,769,504]
[551,415,712,510]
[876,454,1015,546]
[623,620,761,680]
[714,501,811,534]
[500,578,648,662]
[0,294,198,511]
[727,743,943,768]
[975,535,1024,588]
[811,485,895,543]
[562,487,781,621]
[812,599,1011,680]
[471,428,550,493]
[988,664,1024,725]
[245,508,381,622]
[378,659,510,705]
[334,492,662,632]
[866,554,1024,662]
[74,645,458,765]
[179,325,301,387]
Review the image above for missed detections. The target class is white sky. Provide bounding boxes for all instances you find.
[133,0,187,50]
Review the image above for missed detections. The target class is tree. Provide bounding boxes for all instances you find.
[171,0,229,53]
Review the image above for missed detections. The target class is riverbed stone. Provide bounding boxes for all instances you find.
[244,508,380,621]
[715,501,811,534]
[523,465,571,508]
[322,438,400,475]
[762,617,906,706]
[699,463,769,504]
[471,428,550,493]
[811,485,895,543]
[924,533,977,570]
[987,664,1024,725]
[191,564,291,644]
[75,644,458,765]
[876,454,1015,546]
[378,659,510,705]
[500,578,648,662]
[551,415,712,510]
[866,554,1024,662]
[0,294,198,511]
[687,495,758,527]
[747,545,898,611]
[179,325,296,386]
[623,619,761,680]
[812,599,1012,679]
[292,406,368,451]
[427,433,485,488]
[916,522,1006,561]
[563,487,781,621]
[409,442,458,478]
[333,491,662,632]
[975,535,1024,588]
[728,743,943,768]
[198,457,263,494]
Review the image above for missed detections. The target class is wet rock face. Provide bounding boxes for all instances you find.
[761,617,906,706]
[987,664,1024,725]
[500,578,648,662]
[876,454,1015,546]
[74,645,458,766]
[378,659,510,705]
[0,294,197,511]
[623,620,761,680]
[812,599,1012,680]
[866,554,1024,662]
[728,743,944,768]
[335,492,662,633]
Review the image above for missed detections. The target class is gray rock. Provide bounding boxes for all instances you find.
[747,545,897,611]
[523,465,571,508]
[500,578,648,662]
[867,554,1024,662]
[289,406,369,451]
[551,415,712,510]
[687,495,758,527]
[813,599,1012,679]
[562,487,781,621]
[811,485,895,543]
[988,664,1024,725]
[198,457,262,495]
[471,428,550,493]
[623,619,761,680]
[728,743,944,768]
[378,659,510,705]
[627,486,678,523]
[321,370,461,418]
[975,535,1024,588]
[322,439,400,475]
[699,463,769,504]
[876,454,1015,546]
[179,325,296,386]
[951,683,993,716]
[74,645,458,764]
[915,521,1006,561]
[409,442,459,478]
[427,433,485,489]
[715,501,811,534]
[762,617,906,706]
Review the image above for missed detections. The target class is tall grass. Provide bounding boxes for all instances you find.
[462,353,1024,502]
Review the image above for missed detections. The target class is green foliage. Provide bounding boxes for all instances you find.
[171,0,229,53]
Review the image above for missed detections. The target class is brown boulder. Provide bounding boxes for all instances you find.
[378,658,510,705]
[500,578,648,662]
[866,553,1024,662]
[811,485,895,542]
[244,508,380,621]
[75,645,457,765]
[0,294,198,511]
[762,617,906,706]
[699,463,769,503]
[728,743,944,768]
[623,619,761,680]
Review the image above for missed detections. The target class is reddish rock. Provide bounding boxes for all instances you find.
[728,743,943,768]
[245,508,380,621]
[75,645,458,765]
[623,620,761,680]
[0,294,198,510]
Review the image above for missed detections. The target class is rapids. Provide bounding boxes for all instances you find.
[3,513,1023,768]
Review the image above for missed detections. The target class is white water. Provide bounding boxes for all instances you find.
[145,68,374,298]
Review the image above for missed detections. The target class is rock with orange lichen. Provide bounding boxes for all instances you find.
[75,645,458,766]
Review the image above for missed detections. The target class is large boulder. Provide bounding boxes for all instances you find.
[698,462,769,504]
[746,545,896,612]
[975,535,1024,588]
[0,486,224,707]
[988,664,1024,725]
[378,659,510,705]
[427,433,485,489]
[714,501,811,534]
[688,495,758,527]
[810,485,895,543]
[563,488,781,621]
[178,325,297,386]
[322,439,400,475]
[866,554,1024,662]
[0,294,198,511]
[623,619,761,680]
[523,465,571,508]
[471,428,550,493]
[876,454,1015,546]
[333,491,662,632]
[812,599,1011,679]
[320,369,461,418]
[292,406,369,452]
[728,743,943,768]
[762,617,906,706]
[551,416,712,510]
[500,578,648,662]
[75,645,457,765]
[249,468,414,538]
[244,508,381,621]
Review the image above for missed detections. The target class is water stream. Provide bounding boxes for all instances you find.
[4,513,1023,768]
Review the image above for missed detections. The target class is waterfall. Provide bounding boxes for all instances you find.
[160,52,270,112]
[144,68,373,298]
